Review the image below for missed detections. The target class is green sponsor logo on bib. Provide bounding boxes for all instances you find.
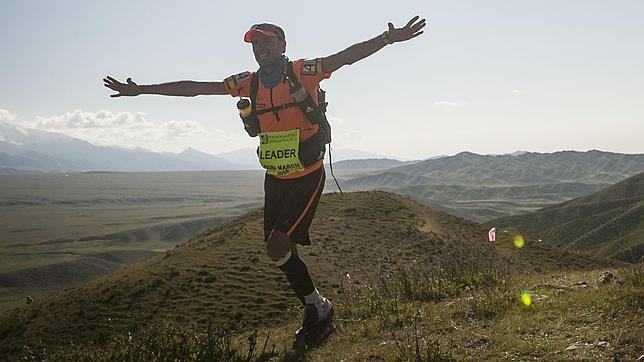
[258,129,305,176]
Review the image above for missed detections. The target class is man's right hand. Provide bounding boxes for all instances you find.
[103,76,141,97]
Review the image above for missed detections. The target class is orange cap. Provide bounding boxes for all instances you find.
[244,23,285,43]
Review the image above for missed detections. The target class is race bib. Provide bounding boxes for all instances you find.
[258,130,305,176]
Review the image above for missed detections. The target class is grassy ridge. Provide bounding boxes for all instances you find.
[0,191,500,356]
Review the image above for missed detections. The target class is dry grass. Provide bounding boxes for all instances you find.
[13,266,642,361]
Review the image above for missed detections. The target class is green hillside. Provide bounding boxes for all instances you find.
[491,171,644,262]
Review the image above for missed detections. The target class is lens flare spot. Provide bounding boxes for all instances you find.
[513,235,525,248]
[520,290,532,306]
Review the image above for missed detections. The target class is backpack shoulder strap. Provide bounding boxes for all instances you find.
[285,61,302,88]
[250,71,259,112]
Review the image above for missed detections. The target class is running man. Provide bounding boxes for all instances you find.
[103,16,426,348]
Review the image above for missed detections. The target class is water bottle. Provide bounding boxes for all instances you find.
[237,98,252,117]
[237,98,260,137]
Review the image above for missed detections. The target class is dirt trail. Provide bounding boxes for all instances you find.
[419,216,442,235]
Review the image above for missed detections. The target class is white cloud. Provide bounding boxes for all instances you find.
[511,89,523,95]
[433,101,462,108]
[21,110,213,147]
[0,108,18,125]
[32,110,149,130]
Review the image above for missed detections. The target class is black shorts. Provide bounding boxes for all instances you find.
[263,166,325,246]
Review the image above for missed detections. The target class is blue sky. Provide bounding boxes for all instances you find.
[1,0,642,159]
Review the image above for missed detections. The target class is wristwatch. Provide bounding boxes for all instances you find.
[381,31,393,45]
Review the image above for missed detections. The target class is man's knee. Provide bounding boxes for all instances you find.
[266,229,291,262]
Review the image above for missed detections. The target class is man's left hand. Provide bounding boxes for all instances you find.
[387,16,427,43]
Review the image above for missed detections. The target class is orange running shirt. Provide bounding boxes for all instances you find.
[224,58,331,179]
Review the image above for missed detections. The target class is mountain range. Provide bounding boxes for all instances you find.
[0,124,246,173]
[0,124,399,173]
[345,150,643,186]
[341,150,644,221]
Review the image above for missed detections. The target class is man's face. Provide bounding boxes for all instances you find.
[251,35,286,69]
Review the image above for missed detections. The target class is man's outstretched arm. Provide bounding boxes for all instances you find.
[321,16,426,74]
[103,77,228,97]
